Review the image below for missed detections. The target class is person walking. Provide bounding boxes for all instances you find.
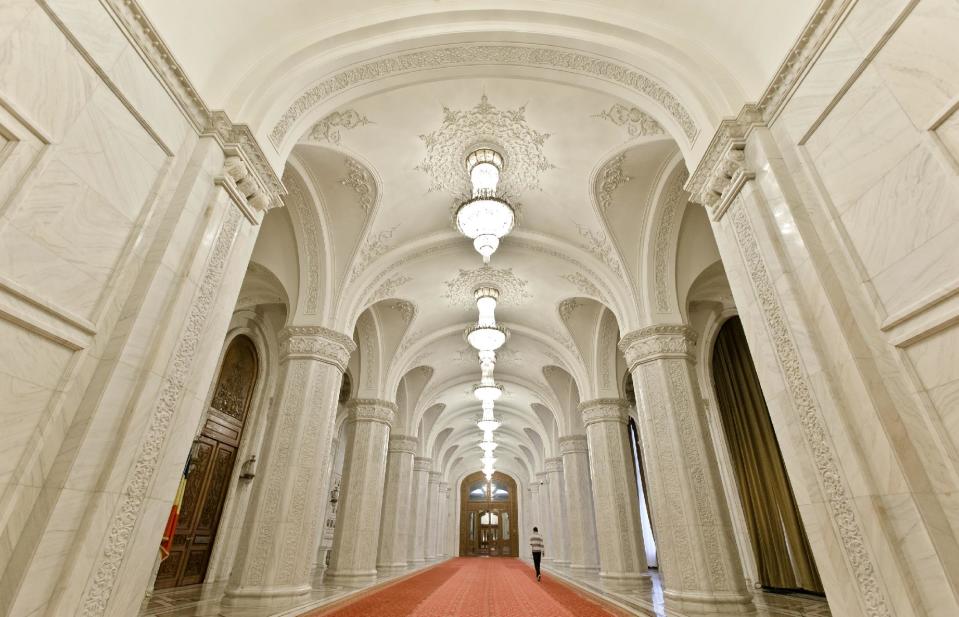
[530,526,545,581]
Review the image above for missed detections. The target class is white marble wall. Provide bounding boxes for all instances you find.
[690,3,959,614]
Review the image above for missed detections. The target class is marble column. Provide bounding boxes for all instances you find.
[545,457,571,565]
[326,399,397,583]
[224,327,355,612]
[559,435,600,571]
[376,435,417,570]
[527,482,541,554]
[425,471,442,559]
[438,483,450,557]
[621,326,751,613]
[407,457,432,563]
[535,471,553,562]
[579,399,649,588]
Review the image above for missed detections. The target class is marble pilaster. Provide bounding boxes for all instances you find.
[535,471,553,561]
[223,327,355,612]
[438,483,450,557]
[621,326,751,613]
[545,457,571,565]
[559,435,600,571]
[425,471,442,559]
[376,435,417,569]
[407,457,432,563]
[527,482,541,553]
[326,399,397,583]
[580,399,649,588]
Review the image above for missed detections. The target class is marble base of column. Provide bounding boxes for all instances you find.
[221,583,312,615]
[663,589,756,615]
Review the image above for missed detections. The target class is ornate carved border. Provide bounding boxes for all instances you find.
[269,44,699,146]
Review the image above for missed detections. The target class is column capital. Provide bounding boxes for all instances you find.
[346,399,396,427]
[439,482,449,492]
[413,456,432,472]
[545,457,564,473]
[558,435,589,455]
[280,326,355,369]
[579,398,630,427]
[619,324,697,370]
[388,434,418,454]
[529,483,540,494]
[428,471,442,484]
[535,471,548,483]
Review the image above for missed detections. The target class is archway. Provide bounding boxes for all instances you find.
[459,471,518,557]
[711,317,822,593]
[154,335,259,589]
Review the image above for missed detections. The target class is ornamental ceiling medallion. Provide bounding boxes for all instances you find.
[418,94,553,200]
[443,266,532,309]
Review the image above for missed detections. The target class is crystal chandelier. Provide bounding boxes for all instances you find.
[456,148,515,263]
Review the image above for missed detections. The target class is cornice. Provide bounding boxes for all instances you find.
[101,0,285,205]
[619,324,697,370]
[685,0,850,214]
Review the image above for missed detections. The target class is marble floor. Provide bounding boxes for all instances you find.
[138,560,446,617]
[535,560,831,617]
[139,559,831,617]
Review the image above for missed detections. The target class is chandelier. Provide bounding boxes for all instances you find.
[456,148,515,263]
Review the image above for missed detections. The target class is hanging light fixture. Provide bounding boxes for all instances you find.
[466,287,508,352]
[455,148,514,263]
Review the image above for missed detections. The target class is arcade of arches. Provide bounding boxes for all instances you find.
[2,2,959,617]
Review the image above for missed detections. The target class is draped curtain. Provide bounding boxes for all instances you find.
[712,317,823,593]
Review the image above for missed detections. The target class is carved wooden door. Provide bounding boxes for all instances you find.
[154,336,257,589]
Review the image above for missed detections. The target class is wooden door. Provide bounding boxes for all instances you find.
[459,471,518,557]
[154,336,257,589]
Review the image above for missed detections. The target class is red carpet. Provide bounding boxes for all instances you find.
[303,558,631,616]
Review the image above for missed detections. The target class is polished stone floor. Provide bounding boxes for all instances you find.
[139,558,831,617]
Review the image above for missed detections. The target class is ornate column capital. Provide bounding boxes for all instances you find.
[529,483,540,494]
[558,435,589,455]
[545,457,564,473]
[346,398,396,427]
[413,456,432,472]
[619,324,697,371]
[439,482,449,492]
[535,471,548,484]
[388,434,418,454]
[428,471,442,484]
[579,398,630,427]
[280,326,355,370]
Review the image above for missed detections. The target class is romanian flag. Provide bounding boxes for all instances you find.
[160,455,190,560]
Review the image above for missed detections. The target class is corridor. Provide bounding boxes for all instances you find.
[302,558,628,617]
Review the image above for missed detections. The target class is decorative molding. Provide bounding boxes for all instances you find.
[578,398,629,426]
[729,201,890,616]
[81,206,243,616]
[270,44,698,147]
[349,225,398,283]
[98,1,285,205]
[280,326,356,370]
[594,103,665,138]
[686,0,850,211]
[390,300,416,323]
[282,170,322,314]
[347,399,397,426]
[619,324,697,369]
[558,435,589,455]
[596,152,632,212]
[560,272,603,300]
[0,275,96,351]
[413,456,433,472]
[443,266,531,309]
[338,156,376,213]
[368,275,412,304]
[418,94,552,198]
[308,109,371,144]
[545,457,564,473]
[653,168,690,311]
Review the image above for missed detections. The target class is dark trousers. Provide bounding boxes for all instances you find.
[532,551,542,576]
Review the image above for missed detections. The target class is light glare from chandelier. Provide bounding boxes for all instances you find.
[457,148,514,263]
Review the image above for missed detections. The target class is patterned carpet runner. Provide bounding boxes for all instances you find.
[303,558,631,616]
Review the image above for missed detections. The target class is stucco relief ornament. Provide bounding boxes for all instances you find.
[575,223,623,277]
[339,156,376,213]
[596,153,632,212]
[368,274,412,303]
[418,94,553,199]
[560,272,603,300]
[309,109,372,144]
[349,224,399,283]
[443,266,531,309]
[594,103,665,138]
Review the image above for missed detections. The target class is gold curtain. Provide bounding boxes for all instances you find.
[712,317,823,593]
